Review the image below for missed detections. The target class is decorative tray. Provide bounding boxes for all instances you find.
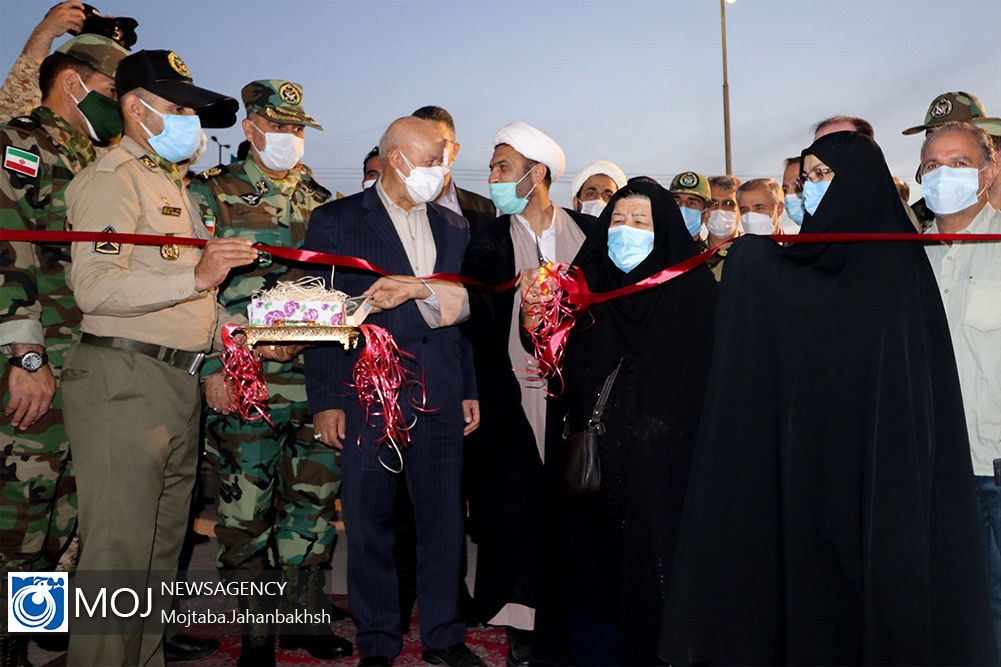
[236,324,361,350]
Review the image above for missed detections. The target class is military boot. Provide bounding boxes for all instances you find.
[277,566,352,660]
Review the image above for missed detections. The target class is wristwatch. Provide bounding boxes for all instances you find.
[9,351,48,372]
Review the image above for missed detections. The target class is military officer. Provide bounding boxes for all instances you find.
[61,49,292,667]
[0,33,126,663]
[188,79,351,664]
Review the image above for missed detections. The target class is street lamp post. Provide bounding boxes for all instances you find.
[210,135,231,165]
[720,0,735,175]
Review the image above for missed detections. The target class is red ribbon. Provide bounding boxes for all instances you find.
[349,323,434,450]
[220,324,272,424]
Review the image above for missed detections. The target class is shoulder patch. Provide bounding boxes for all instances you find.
[241,193,261,206]
[138,155,158,171]
[3,145,40,178]
[93,225,121,255]
[304,177,331,203]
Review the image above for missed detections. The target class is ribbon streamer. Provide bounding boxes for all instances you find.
[349,324,434,460]
[220,324,272,425]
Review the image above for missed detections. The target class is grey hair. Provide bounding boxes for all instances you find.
[737,178,783,207]
[921,121,997,168]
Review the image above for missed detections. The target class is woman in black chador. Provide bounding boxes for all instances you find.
[659,132,997,665]
[533,180,717,666]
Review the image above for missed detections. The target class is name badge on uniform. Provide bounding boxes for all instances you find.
[161,205,182,217]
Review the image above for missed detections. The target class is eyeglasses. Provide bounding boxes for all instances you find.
[795,166,834,189]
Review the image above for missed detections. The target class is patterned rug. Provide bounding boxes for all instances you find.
[184,595,506,666]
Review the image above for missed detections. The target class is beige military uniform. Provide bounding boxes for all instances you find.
[62,135,235,667]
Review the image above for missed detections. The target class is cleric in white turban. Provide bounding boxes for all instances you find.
[570,160,628,217]
[466,124,597,646]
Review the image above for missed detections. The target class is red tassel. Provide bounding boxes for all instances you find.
[350,323,432,449]
[220,324,272,424]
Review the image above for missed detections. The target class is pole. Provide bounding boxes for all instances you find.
[720,0,733,175]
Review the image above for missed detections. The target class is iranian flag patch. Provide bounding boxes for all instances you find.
[4,146,40,177]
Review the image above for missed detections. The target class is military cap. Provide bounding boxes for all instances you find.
[902,91,1001,136]
[55,34,128,80]
[670,171,711,203]
[241,80,323,130]
[116,50,238,128]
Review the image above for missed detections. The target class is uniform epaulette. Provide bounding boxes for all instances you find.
[95,146,135,173]
[5,115,40,133]
[304,175,332,202]
[197,164,228,180]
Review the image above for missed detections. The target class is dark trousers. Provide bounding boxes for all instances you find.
[341,415,465,658]
[975,475,1001,659]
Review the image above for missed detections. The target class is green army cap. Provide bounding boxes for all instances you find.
[670,171,711,202]
[902,91,1001,136]
[241,80,323,130]
[55,34,129,80]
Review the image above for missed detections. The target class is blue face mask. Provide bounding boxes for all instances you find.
[784,193,805,226]
[489,166,537,215]
[139,98,203,163]
[802,179,832,217]
[607,225,655,273]
[680,207,703,236]
[921,166,984,215]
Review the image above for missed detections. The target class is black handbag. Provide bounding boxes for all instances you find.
[561,360,623,496]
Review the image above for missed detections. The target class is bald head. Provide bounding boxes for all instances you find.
[379,116,445,161]
[378,116,447,207]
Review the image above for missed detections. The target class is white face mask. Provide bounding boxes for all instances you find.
[706,209,738,237]
[921,165,986,215]
[741,211,776,235]
[362,178,377,190]
[251,121,305,171]
[579,198,606,217]
[396,151,445,203]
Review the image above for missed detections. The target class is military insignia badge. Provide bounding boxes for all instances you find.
[93,225,121,255]
[679,172,698,188]
[241,193,261,206]
[930,96,953,119]
[4,146,40,178]
[161,205,182,217]
[167,52,191,79]
[255,179,268,194]
[160,244,181,261]
[200,166,222,178]
[203,214,216,235]
[138,155,158,171]
[278,83,301,105]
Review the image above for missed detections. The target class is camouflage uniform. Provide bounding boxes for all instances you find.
[188,80,338,571]
[0,53,41,125]
[0,106,92,576]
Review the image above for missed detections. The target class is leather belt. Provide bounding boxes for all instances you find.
[80,333,206,375]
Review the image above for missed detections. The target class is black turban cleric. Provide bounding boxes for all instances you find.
[658,132,997,665]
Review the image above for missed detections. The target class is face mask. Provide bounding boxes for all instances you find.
[189,131,208,165]
[139,98,203,163]
[69,73,123,142]
[607,225,655,273]
[706,209,738,237]
[490,166,538,216]
[741,211,776,235]
[921,166,985,215]
[802,179,832,216]
[362,178,377,190]
[396,151,445,203]
[579,198,606,217]
[680,206,703,236]
[784,194,805,226]
[252,121,305,171]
